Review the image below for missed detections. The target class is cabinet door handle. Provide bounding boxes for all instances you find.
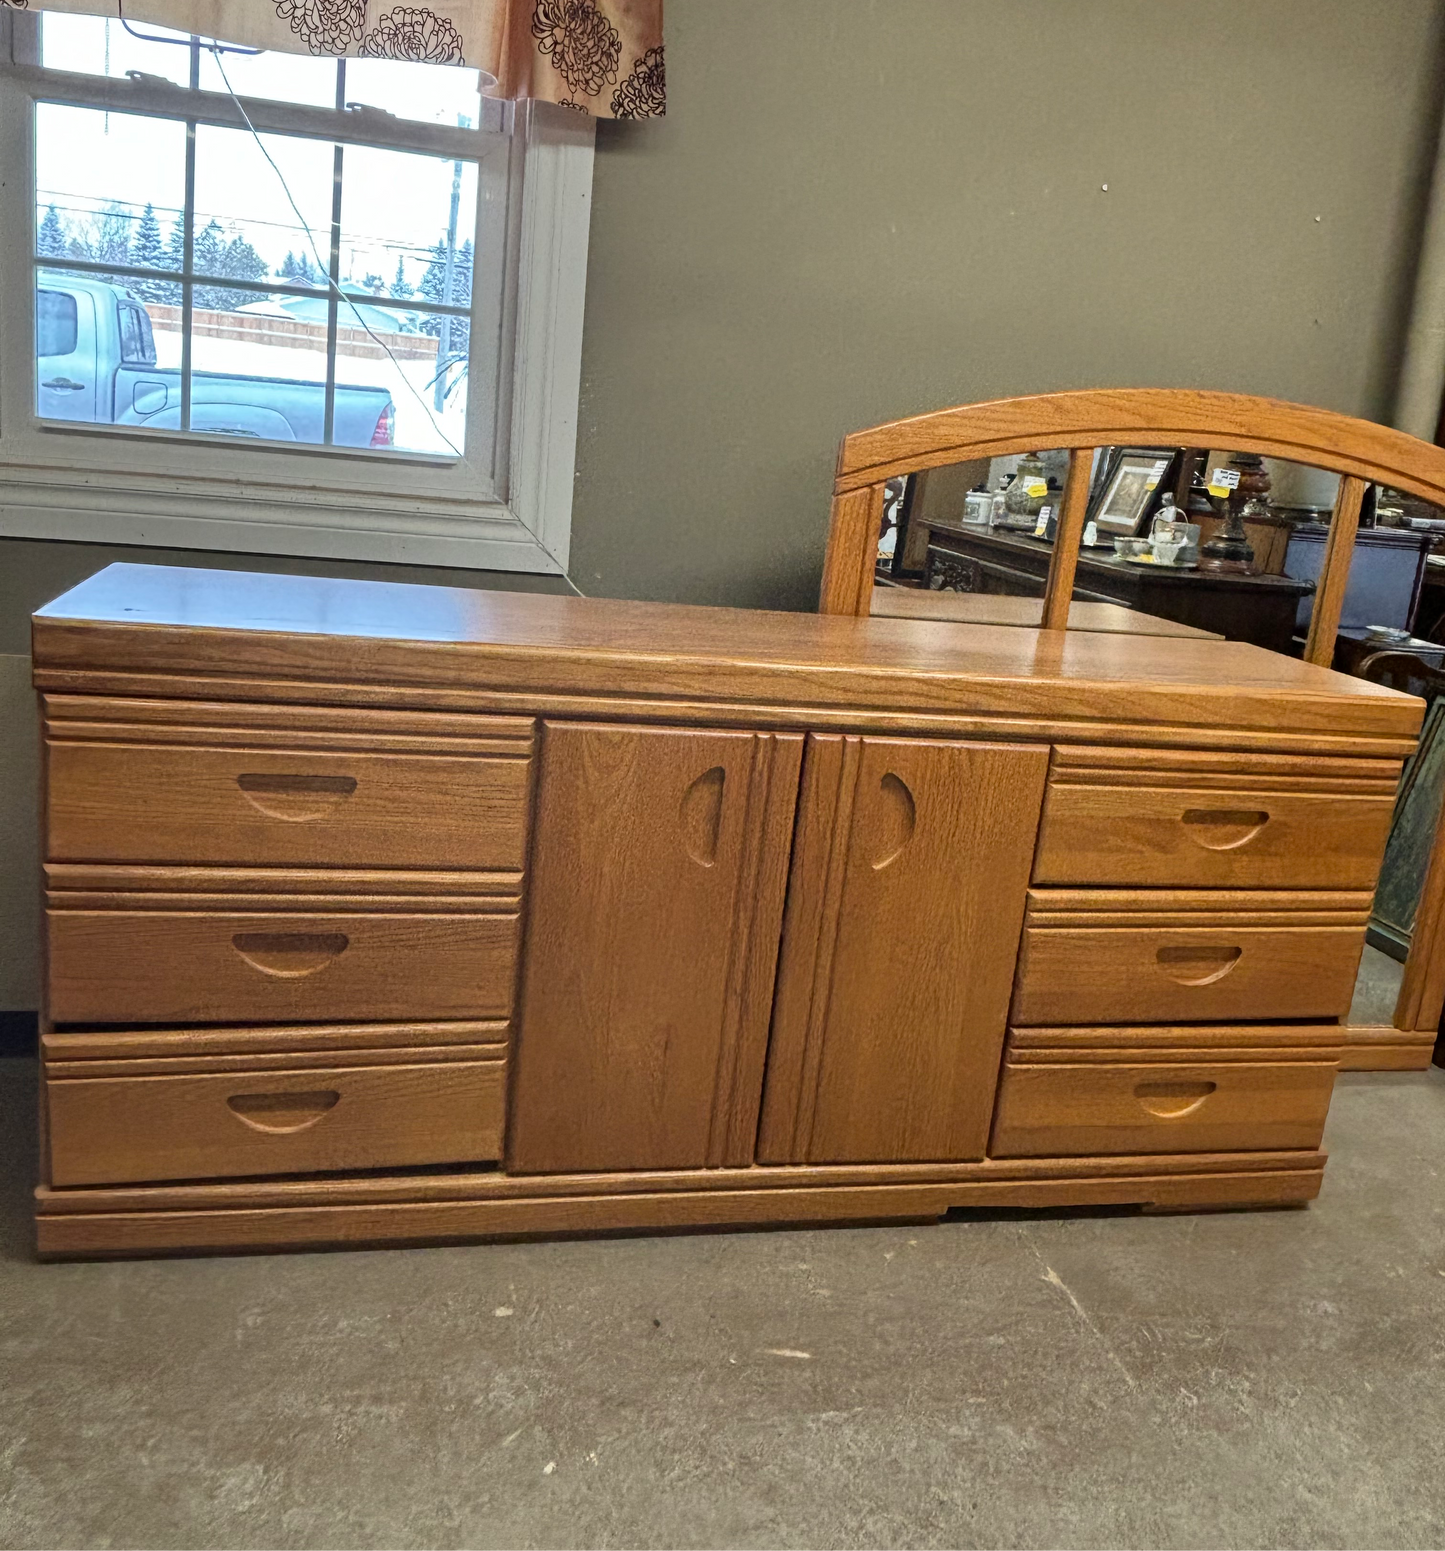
[680,765,725,866]
[231,931,349,977]
[1181,808,1270,850]
[1134,1080,1216,1118]
[236,772,358,821]
[1155,945,1241,986]
[870,772,916,870]
[227,1090,341,1133]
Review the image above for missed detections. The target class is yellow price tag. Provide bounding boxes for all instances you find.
[1206,483,1230,500]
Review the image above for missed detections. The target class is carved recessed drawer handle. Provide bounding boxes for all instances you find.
[871,772,916,870]
[680,765,725,866]
[1134,1080,1217,1119]
[1181,808,1270,850]
[1155,945,1242,986]
[236,772,358,822]
[231,931,349,977]
[227,1090,341,1133]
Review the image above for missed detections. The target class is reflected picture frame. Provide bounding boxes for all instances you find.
[1088,448,1178,537]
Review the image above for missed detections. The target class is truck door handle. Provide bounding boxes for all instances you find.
[42,377,87,391]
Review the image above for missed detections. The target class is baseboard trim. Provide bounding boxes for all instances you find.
[1339,1023,1436,1070]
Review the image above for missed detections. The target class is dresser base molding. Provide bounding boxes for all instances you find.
[1338,1024,1437,1070]
[34,1153,1326,1259]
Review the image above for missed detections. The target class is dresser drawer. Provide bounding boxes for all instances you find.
[46,1058,505,1185]
[991,1058,1337,1157]
[48,908,519,1025]
[46,739,533,870]
[1012,890,1368,1026]
[1034,784,1395,889]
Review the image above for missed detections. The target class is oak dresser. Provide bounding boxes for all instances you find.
[30,562,1422,1258]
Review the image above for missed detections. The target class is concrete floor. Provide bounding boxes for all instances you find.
[2,1058,1445,1550]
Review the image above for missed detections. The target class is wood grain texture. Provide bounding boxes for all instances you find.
[832,389,1445,508]
[41,1021,508,1062]
[32,669,1423,762]
[46,738,532,870]
[1049,745,1404,792]
[869,592,1220,639]
[758,735,1049,1163]
[32,1147,1323,1212]
[818,484,886,615]
[33,1165,1326,1258]
[990,1059,1337,1158]
[1013,920,1365,1025]
[507,722,802,1173]
[1041,448,1097,631]
[1303,475,1368,666]
[1009,1024,1344,1054]
[1338,1027,1436,1070]
[30,566,1423,746]
[48,907,519,1024]
[47,1059,505,1186]
[1033,782,1395,889]
[43,696,534,755]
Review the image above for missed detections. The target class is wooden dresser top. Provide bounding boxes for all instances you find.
[33,563,1423,748]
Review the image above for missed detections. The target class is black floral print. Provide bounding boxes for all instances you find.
[360,7,464,63]
[531,0,620,100]
[273,0,366,55]
[610,44,663,117]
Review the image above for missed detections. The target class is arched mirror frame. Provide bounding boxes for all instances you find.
[818,389,1445,1070]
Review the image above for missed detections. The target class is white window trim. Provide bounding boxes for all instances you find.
[0,12,592,576]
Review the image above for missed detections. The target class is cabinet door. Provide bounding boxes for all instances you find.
[507,722,802,1173]
[758,735,1048,1164]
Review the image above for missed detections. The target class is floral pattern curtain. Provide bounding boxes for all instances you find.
[1,0,665,116]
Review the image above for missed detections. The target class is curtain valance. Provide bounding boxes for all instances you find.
[2,0,665,117]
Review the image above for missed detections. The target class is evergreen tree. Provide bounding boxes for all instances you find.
[192,220,227,309]
[37,205,67,260]
[280,250,320,287]
[391,256,413,300]
[130,204,169,301]
[220,234,269,308]
[95,202,132,273]
[418,235,472,352]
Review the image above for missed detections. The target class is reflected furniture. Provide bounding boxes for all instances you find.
[912,521,1311,652]
[30,547,1419,1257]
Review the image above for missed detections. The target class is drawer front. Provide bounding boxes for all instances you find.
[991,1059,1337,1157]
[47,741,532,870]
[1013,923,1364,1025]
[1034,784,1394,889]
[47,1059,505,1185]
[48,910,519,1024]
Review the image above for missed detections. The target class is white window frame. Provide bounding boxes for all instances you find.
[0,8,592,575]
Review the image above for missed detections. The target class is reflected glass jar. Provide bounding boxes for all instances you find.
[1003,452,1049,524]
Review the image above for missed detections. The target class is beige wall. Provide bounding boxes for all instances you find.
[3,0,1444,1007]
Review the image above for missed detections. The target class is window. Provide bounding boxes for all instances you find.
[0,9,594,573]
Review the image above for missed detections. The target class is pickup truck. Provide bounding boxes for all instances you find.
[36,272,396,448]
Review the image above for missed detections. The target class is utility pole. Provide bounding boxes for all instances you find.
[433,113,469,410]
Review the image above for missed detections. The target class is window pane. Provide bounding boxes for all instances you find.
[36,287,78,357]
[35,105,186,281]
[193,125,334,296]
[41,12,192,88]
[340,143,477,305]
[196,42,340,109]
[334,296,466,455]
[343,56,483,129]
[189,283,329,445]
